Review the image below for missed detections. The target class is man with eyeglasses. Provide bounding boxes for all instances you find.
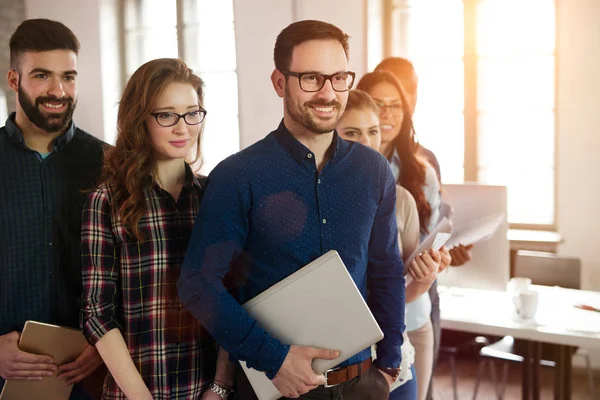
[179,20,405,399]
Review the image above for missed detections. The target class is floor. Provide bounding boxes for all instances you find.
[430,356,598,400]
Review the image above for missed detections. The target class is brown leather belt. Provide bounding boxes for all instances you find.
[323,358,372,387]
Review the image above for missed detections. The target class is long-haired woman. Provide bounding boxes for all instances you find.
[356,72,451,400]
[80,58,234,400]
[337,89,442,400]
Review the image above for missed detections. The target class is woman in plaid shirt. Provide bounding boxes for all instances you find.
[81,58,234,400]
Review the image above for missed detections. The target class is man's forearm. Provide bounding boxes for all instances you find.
[178,270,289,377]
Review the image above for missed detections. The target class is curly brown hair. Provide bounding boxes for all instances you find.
[357,70,431,233]
[100,58,204,241]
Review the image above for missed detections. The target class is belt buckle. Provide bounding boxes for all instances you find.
[323,366,341,388]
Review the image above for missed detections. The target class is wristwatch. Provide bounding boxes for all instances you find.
[376,365,402,381]
[208,381,233,399]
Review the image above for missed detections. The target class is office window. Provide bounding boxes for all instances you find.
[383,0,556,226]
[123,0,240,173]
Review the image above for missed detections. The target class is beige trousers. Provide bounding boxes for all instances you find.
[407,319,434,400]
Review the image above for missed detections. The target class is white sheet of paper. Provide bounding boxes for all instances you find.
[445,212,505,249]
[405,217,453,267]
[438,202,454,224]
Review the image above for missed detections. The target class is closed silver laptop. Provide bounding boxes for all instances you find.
[240,250,384,400]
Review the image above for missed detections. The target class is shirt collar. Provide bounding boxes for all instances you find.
[151,163,203,193]
[273,119,345,165]
[187,163,204,190]
[4,112,76,152]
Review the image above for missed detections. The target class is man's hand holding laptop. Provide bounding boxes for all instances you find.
[271,345,340,398]
[272,344,398,397]
[0,331,56,381]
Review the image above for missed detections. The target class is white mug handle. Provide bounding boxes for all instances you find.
[513,295,522,316]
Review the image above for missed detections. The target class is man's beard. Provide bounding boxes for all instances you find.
[285,85,344,134]
[18,83,75,133]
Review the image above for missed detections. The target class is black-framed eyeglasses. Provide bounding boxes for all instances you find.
[150,108,207,127]
[281,70,356,92]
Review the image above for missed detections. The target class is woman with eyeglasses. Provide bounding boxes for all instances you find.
[356,71,451,400]
[80,58,235,400]
[337,89,445,400]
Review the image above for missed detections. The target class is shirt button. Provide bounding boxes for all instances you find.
[48,242,53,246]
[322,219,327,224]
[307,153,313,159]
[318,179,321,184]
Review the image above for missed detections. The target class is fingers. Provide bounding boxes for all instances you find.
[62,358,102,384]
[63,363,96,384]
[313,374,326,386]
[428,248,441,263]
[310,347,339,360]
[419,252,437,273]
[450,245,472,266]
[57,358,83,374]
[411,253,436,281]
[16,350,55,366]
[409,259,424,280]
[6,365,55,380]
[58,357,102,383]
[12,361,56,373]
[464,244,474,251]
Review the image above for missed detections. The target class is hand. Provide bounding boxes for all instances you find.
[439,246,452,273]
[0,331,57,380]
[408,249,441,284]
[271,345,339,398]
[449,244,474,266]
[377,369,395,389]
[57,344,104,384]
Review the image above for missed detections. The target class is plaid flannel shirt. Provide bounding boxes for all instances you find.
[81,169,216,399]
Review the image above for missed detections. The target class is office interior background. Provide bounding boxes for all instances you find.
[0,0,599,371]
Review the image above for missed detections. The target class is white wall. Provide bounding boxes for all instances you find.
[233,0,368,148]
[556,0,600,369]
[556,0,600,292]
[25,0,108,141]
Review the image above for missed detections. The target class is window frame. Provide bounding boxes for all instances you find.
[117,0,240,174]
[379,0,558,231]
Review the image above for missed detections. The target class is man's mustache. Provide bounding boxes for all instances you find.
[35,96,73,107]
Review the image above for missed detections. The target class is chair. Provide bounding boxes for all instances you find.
[439,335,492,400]
[472,250,596,400]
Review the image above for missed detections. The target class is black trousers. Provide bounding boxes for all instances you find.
[236,364,390,400]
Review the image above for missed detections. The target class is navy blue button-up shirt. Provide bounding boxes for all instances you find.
[179,121,405,378]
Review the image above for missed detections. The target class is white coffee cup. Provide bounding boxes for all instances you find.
[513,289,539,319]
[507,277,532,293]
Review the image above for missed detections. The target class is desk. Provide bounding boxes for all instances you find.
[439,285,600,399]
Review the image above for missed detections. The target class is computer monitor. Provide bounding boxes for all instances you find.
[437,183,510,291]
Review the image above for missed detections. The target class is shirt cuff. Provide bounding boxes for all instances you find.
[373,336,403,369]
[82,317,120,345]
[243,329,290,379]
